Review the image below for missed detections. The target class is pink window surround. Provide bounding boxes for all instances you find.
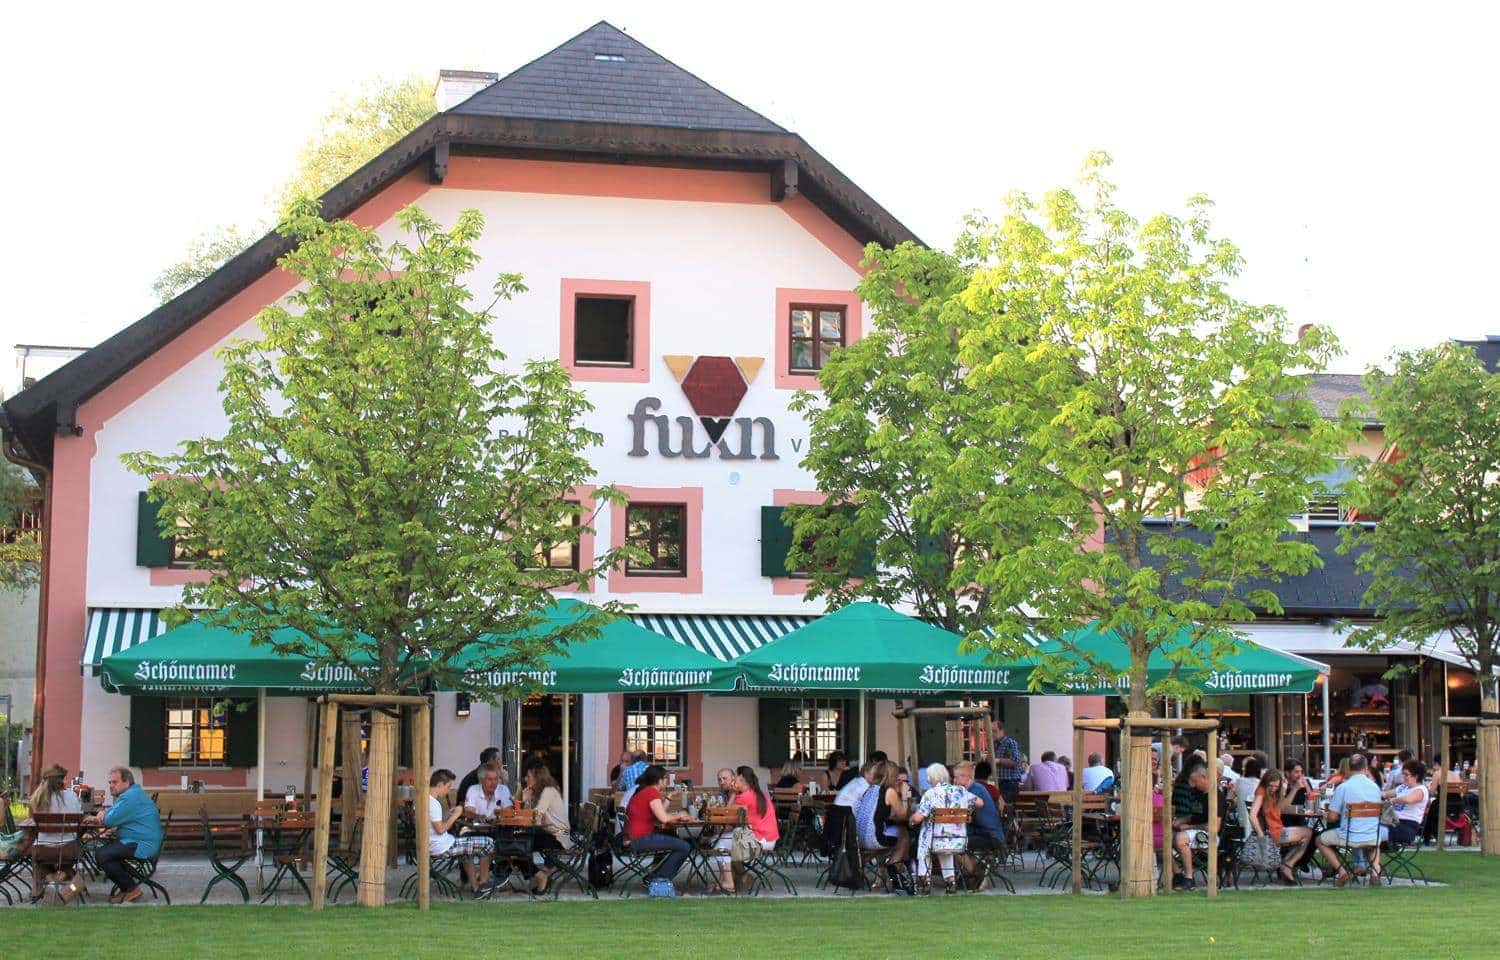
[773,288,863,390]
[560,279,652,382]
[770,489,827,596]
[607,485,704,594]
[553,484,599,593]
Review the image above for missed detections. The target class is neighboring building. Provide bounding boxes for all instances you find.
[0,23,1085,794]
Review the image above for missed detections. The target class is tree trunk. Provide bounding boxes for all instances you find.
[339,710,363,848]
[356,708,397,906]
[1481,682,1499,857]
[1118,707,1156,897]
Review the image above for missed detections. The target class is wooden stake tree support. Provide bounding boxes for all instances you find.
[311,693,431,911]
[891,704,995,772]
[1071,716,1221,899]
[1436,715,1500,853]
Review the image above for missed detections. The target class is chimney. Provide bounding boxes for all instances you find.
[434,69,498,112]
[1296,323,1315,341]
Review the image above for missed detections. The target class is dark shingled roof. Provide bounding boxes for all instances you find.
[1305,373,1378,425]
[1110,521,1381,617]
[452,22,786,133]
[1456,337,1500,373]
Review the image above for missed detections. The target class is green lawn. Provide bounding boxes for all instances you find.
[7,853,1492,959]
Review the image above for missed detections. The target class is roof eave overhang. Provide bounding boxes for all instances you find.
[2,113,919,467]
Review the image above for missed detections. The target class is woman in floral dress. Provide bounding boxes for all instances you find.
[910,763,979,894]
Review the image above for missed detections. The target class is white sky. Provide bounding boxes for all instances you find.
[2,0,1496,376]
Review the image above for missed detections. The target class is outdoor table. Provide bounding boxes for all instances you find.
[254,814,314,903]
[464,814,541,894]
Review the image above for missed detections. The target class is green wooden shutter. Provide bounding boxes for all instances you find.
[135,491,173,567]
[128,696,166,768]
[760,506,793,577]
[225,698,259,768]
[839,698,857,760]
[757,699,793,767]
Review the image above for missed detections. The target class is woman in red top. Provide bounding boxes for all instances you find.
[713,766,781,893]
[623,765,693,889]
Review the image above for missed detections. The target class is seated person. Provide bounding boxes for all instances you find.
[957,760,1006,873]
[616,751,649,792]
[875,765,916,892]
[1080,753,1114,794]
[462,763,512,822]
[823,759,879,855]
[1249,768,1311,886]
[521,762,572,895]
[456,747,501,810]
[428,768,494,896]
[715,767,737,805]
[713,766,780,892]
[624,765,693,891]
[1380,759,1430,846]
[1021,751,1069,792]
[974,760,1001,804]
[83,766,163,905]
[1169,761,1212,891]
[25,763,84,900]
[774,754,808,792]
[1314,753,1385,885]
[855,762,887,851]
[909,763,979,892]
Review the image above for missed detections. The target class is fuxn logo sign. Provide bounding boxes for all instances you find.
[628,355,778,460]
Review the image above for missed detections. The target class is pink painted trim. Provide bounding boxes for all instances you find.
[770,489,827,596]
[773,288,864,391]
[149,567,213,587]
[445,157,769,205]
[1073,696,1109,762]
[559,279,652,383]
[553,484,599,594]
[606,485,704,594]
[38,432,94,774]
[779,195,870,275]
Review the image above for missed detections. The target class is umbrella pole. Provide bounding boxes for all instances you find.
[562,694,571,812]
[858,690,867,760]
[1321,676,1331,776]
[255,686,266,887]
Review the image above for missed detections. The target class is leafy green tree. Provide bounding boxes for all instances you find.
[125,203,632,905]
[151,76,436,303]
[786,243,1013,636]
[1341,342,1500,854]
[952,154,1350,896]
[0,461,41,590]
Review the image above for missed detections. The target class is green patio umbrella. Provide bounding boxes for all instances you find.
[453,599,741,694]
[732,602,1032,694]
[99,617,381,696]
[1024,621,1328,696]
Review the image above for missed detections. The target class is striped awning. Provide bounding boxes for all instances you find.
[82,608,170,675]
[629,613,812,662]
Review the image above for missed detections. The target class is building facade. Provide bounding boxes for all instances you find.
[2,23,1094,796]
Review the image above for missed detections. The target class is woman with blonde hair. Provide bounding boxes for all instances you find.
[521,761,572,895]
[909,763,979,894]
[28,763,84,901]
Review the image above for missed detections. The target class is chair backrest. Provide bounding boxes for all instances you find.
[706,805,747,826]
[932,807,971,825]
[1339,801,1385,845]
[771,787,802,810]
[578,801,600,837]
[498,807,538,827]
[253,800,284,818]
[31,812,85,830]
[278,811,316,830]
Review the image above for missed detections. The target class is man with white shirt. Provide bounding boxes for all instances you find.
[463,764,513,821]
[822,760,879,855]
[1080,754,1115,793]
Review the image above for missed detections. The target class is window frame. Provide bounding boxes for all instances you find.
[162,696,229,768]
[533,502,582,572]
[623,694,686,768]
[787,303,846,374]
[624,502,688,577]
[571,294,636,368]
[786,698,845,767]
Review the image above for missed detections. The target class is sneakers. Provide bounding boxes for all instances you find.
[1171,874,1195,892]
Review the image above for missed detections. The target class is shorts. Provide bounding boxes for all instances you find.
[1174,829,1209,849]
[713,834,775,861]
[1318,826,1387,848]
[448,835,495,861]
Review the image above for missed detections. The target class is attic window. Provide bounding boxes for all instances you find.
[594,53,625,62]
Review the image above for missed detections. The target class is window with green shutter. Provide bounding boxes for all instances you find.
[128,696,166,768]
[759,506,793,577]
[136,491,173,567]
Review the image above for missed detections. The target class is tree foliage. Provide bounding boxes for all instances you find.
[0,461,41,590]
[1341,343,1500,675]
[953,154,1351,700]
[124,203,633,695]
[151,76,436,304]
[786,243,1009,635]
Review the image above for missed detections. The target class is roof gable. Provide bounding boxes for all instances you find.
[452,22,785,133]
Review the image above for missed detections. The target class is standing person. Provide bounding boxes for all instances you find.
[623,765,693,891]
[521,762,571,895]
[457,747,501,810]
[909,763,979,894]
[992,722,1024,803]
[427,769,494,897]
[83,766,162,905]
[1080,753,1115,793]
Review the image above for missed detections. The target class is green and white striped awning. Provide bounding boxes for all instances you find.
[630,614,813,662]
[82,608,170,675]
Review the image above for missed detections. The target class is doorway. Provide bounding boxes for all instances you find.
[518,694,581,798]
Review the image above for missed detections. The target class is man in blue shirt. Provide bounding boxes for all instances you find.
[1314,753,1386,885]
[955,761,1005,853]
[992,722,1024,803]
[615,751,648,792]
[86,766,163,904]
